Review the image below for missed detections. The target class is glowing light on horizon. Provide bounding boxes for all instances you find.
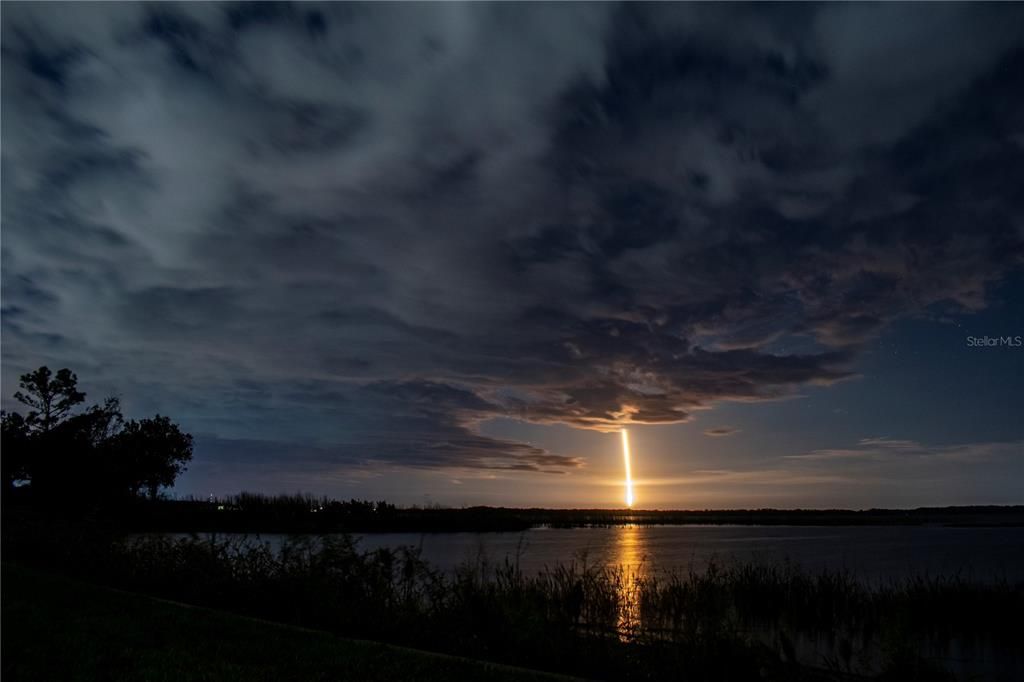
[621,429,635,508]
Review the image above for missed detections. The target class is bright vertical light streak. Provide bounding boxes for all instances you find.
[621,429,635,508]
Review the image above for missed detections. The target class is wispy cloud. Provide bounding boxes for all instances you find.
[2,3,1022,481]
[786,438,1023,462]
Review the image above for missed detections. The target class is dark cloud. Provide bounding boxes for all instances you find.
[704,427,739,438]
[2,3,1022,478]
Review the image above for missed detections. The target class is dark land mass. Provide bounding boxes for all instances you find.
[6,499,1021,681]
[1,563,575,682]
[37,493,1023,533]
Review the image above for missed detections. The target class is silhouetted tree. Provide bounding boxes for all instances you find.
[1,411,31,491]
[14,367,86,433]
[114,415,193,501]
[70,398,125,448]
[3,365,193,506]
[30,398,126,502]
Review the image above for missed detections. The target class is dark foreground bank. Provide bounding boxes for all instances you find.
[5,515,1023,681]
[0,563,573,682]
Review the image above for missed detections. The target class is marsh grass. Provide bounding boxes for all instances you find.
[5,521,1020,680]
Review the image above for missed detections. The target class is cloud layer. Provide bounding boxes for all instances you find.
[3,3,1022,478]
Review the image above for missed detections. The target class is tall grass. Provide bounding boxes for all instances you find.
[5,520,1020,680]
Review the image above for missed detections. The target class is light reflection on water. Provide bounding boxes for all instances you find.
[612,524,645,637]
[358,524,1024,584]
[163,524,1024,583]
[157,525,1024,678]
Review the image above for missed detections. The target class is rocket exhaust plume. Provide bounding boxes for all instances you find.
[621,429,635,508]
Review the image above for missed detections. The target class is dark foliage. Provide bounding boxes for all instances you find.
[1,411,31,490]
[13,366,85,433]
[115,415,193,500]
[1,366,192,505]
[5,516,1018,681]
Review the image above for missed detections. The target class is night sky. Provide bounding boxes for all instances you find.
[2,3,1022,508]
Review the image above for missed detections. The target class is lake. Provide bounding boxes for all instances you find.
[154,524,1024,678]
[190,524,1024,583]
[356,525,1024,679]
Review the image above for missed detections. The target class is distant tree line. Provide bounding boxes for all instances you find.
[2,366,192,506]
[215,492,396,515]
[126,498,1024,534]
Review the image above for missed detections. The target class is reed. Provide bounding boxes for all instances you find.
[6,523,1019,680]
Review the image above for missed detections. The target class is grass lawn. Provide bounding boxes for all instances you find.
[1,563,578,682]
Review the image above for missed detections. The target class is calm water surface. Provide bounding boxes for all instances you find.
[353,525,1024,678]
[165,525,1023,678]
[206,525,1024,582]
